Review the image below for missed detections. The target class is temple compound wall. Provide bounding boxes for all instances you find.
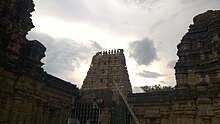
[128,10,220,124]
[0,0,79,124]
[2,0,220,124]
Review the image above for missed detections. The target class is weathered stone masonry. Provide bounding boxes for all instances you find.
[128,10,220,124]
[82,49,132,95]
[0,0,79,124]
[175,10,220,88]
[1,1,220,124]
[72,49,132,124]
[72,10,220,124]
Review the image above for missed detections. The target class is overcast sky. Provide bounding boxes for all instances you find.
[27,0,220,92]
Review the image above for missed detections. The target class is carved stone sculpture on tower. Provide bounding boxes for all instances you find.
[82,49,132,95]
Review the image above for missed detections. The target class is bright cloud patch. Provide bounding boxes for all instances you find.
[27,31,103,86]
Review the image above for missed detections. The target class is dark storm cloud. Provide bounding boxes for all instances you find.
[167,60,176,69]
[27,31,103,78]
[138,70,162,78]
[128,38,158,65]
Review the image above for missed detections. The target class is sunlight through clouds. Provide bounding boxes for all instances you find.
[28,0,220,92]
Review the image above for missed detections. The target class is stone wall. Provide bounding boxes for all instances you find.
[0,65,79,124]
[128,10,220,124]
[0,0,34,59]
[0,0,79,124]
[128,87,220,124]
[175,10,220,88]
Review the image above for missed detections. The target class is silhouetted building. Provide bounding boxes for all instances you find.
[175,10,220,88]
[0,0,79,124]
[73,10,220,124]
[128,10,220,124]
[1,0,220,124]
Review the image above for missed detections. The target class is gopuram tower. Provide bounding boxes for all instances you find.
[71,49,132,124]
[82,49,132,95]
[175,10,220,88]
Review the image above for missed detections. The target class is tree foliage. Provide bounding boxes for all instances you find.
[140,84,174,93]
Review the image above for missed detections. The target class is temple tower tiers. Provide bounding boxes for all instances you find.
[82,49,132,95]
[175,10,220,87]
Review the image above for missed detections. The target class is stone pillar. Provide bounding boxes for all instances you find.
[174,111,183,124]
[197,97,214,124]
[217,70,220,82]
[9,95,23,124]
[160,110,169,124]
[145,118,150,124]
[176,116,181,124]
[187,115,195,124]
[62,107,70,124]
[43,108,50,124]
[25,99,34,124]
[161,116,168,124]
[37,102,44,124]
[50,109,59,124]
[30,101,37,124]
[0,97,12,122]
[156,118,161,124]
[202,117,212,124]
